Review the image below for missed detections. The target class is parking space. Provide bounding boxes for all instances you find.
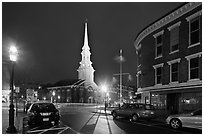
[22,117,79,134]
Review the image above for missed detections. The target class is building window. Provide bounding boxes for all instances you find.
[190,57,199,80]
[167,58,181,83]
[153,30,164,58]
[168,22,181,53]
[185,52,201,81]
[190,17,200,45]
[156,67,162,84]
[171,62,179,82]
[186,11,201,47]
[155,35,162,57]
[153,63,164,85]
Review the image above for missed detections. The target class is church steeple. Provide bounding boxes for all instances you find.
[78,19,95,83]
[83,19,89,50]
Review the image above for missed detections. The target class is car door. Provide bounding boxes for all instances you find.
[181,109,202,129]
[117,104,128,117]
[188,109,202,129]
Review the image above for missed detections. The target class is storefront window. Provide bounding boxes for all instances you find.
[151,93,166,109]
[181,92,201,112]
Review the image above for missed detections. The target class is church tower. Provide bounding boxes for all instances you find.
[77,20,96,87]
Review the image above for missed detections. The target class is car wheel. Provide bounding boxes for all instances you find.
[132,114,139,122]
[170,118,182,129]
[112,111,117,119]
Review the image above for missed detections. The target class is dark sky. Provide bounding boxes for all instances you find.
[2,2,184,86]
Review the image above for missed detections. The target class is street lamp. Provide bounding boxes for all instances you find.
[52,91,55,103]
[101,84,108,111]
[58,95,60,103]
[117,49,125,107]
[6,46,18,133]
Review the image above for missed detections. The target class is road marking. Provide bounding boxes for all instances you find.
[39,126,55,134]
[61,124,79,134]
[58,127,71,134]
[27,126,66,133]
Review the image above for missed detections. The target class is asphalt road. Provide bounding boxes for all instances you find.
[22,105,202,134]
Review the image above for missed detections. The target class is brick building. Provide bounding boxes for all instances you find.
[134,2,202,114]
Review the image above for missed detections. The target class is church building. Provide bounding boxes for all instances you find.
[46,20,98,103]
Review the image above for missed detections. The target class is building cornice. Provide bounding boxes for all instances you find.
[134,2,201,49]
[140,80,202,92]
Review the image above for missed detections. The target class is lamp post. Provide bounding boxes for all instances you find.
[6,46,18,133]
[101,85,108,112]
[119,49,125,107]
[52,91,55,103]
[58,95,60,103]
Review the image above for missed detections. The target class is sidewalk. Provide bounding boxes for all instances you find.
[2,104,27,134]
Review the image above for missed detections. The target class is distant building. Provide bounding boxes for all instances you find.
[134,2,202,113]
[47,79,96,103]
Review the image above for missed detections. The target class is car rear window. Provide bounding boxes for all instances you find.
[31,103,56,111]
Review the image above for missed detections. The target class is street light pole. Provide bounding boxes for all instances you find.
[119,49,123,107]
[6,46,18,133]
[6,61,17,133]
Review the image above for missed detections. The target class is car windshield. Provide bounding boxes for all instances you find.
[32,103,56,111]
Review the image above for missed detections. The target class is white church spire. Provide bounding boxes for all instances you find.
[83,19,90,50]
[78,19,95,84]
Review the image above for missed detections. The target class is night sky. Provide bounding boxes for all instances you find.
[2,2,184,86]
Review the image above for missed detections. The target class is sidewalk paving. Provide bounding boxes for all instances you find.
[2,104,27,134]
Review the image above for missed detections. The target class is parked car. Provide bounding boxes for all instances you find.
[166,109,202,130]
[111,103,157,122]
[27,102,60,126]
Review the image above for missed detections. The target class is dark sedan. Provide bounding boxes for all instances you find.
[27,102,60,127]
[112,103,156,122]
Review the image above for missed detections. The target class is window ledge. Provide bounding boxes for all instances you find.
[155,56,162,59]
[169,82,179,85]
[188,42,200,48]
[154,84,162,87]
[169,50,179,55]
[187,79,201,83]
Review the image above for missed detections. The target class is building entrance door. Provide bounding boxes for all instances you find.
[167,93,181,114]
